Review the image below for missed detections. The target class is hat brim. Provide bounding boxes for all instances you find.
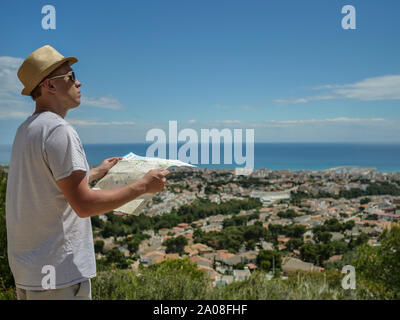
[21,56,78,96]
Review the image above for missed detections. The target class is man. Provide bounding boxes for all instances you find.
[6,45,169,300]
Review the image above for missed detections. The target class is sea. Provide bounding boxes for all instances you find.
[1,142,400,173]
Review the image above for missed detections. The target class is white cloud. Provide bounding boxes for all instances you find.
[81,95,125,110]
[249,117,386,128]
[0,56,33,116]
[0,56,128,121]
[0,110,31,119]
[273,98,308,104]
[0,57,24,96]
[213,120,241,125]
[329,75,400,101]
[274,95,333,105]
[275,75,400,104]
[206,118,386,129]
[193,117,386,130]
[272,117,385,124]
[50,117,396,143]
[0,56,24,69]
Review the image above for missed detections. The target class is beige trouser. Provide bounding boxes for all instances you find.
[16,279,91,300]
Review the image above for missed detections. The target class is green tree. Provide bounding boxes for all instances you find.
[286,238,304,251]
[223,215,248,228]
[106,248,130,269]
[245,240,256,251]
[91,215,104,228]
[343,220,355,230]
[94,240,105,254]
[360,198,371,205]
[300,243,334,266]
[300,243,320,265]
[313,231,332,244]
[235,263,246,270]
[127,239,140,254]
[329,240,348,255]
[353,225,400,299]
[101,223,124,238]
[323,218,343,232]
[0,171,14,289]
[277,209,298,219]
[348,232,369,250]
[164,235,188,255]
[256,250,281,272]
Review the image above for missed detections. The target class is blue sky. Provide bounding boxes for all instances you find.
[0,0,399,144]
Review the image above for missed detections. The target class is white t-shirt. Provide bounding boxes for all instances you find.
[6,111,96,290]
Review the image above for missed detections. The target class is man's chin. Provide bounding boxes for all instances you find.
[73,98,81,108]
[69,102,80,110]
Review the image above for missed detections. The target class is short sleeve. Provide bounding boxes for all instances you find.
[44,124,88,181]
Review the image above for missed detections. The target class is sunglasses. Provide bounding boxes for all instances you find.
[39,71,77,87]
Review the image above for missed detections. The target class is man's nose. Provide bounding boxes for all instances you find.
[76,80,82,87]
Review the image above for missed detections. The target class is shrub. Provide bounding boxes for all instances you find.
[352,225,400,299]
[92,258,210,300]
[209,270,348,300]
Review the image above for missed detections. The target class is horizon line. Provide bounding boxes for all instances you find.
[1,141,400,146]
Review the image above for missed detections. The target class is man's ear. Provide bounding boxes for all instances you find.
[42,79,55,91]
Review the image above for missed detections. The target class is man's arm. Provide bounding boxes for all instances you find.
[89,167,102,184]
[57,168,169,218]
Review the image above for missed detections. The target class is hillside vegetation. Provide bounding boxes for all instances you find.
[1,168,399,300]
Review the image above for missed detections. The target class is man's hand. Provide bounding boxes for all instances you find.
[57,166,169,218]
[141,169,170,193]
[89,157,122,183]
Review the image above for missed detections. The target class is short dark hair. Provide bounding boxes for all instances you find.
[30,85,42,101]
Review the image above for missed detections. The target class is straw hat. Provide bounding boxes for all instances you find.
[17,45,78,96]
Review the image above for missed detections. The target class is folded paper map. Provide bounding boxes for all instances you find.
[93,152,195,215]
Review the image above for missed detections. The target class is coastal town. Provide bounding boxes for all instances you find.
[91,166,400,287]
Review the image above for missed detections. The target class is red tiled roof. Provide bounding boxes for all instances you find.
[328,254,343,262]
[220,253,235,259]
[190,256,212,264]
[277,237,291,243]
[372,212,400,218]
